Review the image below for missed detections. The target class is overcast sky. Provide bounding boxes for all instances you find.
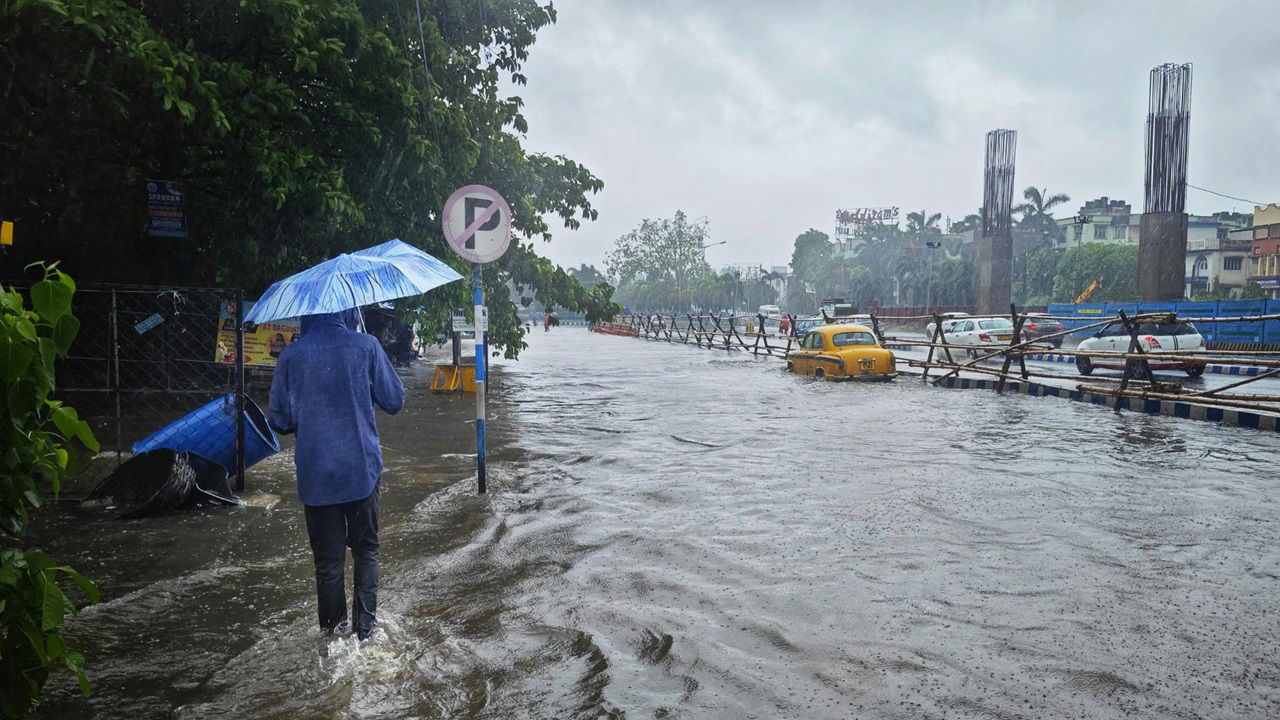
[510,0,1280,271]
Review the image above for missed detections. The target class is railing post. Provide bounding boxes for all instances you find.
[924,313,942,382]
[234,289,246,492]
[996,303,1025,393]
[111,289,122,467]
[1117,309,1155,393]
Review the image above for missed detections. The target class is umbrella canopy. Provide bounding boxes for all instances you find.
[244,239,463,324]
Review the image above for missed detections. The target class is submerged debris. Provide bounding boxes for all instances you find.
[83,450,240,518]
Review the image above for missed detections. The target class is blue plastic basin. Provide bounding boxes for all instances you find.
[132,394,280,471]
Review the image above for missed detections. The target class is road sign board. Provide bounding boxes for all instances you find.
[443,184,512,264]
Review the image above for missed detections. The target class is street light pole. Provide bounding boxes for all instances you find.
[696,240,726,313]
[1075,213,1088,292]
[925,240,942,311]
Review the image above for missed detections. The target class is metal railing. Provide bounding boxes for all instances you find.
[11,283,250,490]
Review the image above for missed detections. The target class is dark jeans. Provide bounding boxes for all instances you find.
[303,488,379,639]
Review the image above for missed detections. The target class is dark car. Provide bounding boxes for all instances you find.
[1021,314,1065,347]
[791,317,824,338]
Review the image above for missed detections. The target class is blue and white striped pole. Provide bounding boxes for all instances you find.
[473,263,487,494]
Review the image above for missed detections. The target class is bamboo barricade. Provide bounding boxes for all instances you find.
[595,312,800,360]
[593,307,1280,417]
[896,306,1280,415]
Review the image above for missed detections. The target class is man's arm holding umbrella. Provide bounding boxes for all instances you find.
[370,340,405,415]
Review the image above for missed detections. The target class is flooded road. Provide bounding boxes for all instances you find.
[33,329,1280,719]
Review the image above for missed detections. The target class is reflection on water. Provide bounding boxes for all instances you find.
[33,330,1280,719]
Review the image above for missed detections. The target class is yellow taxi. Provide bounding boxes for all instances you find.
[786,323,896,381]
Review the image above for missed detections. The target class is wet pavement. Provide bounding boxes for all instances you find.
[30,328,1280,719]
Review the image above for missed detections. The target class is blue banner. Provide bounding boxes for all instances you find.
[1173,301,1219,342]
[1267,300,1280,345]
[145,179,187,238]
[1034,300,1278,345]
[1216,300,1267,345]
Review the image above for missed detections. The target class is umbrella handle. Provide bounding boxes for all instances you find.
[338,272,367,334]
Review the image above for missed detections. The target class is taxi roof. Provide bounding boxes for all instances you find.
[811,323,875,336]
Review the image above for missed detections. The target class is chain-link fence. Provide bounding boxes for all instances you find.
[23,283,251,493]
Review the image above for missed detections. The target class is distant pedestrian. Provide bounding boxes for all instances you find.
[268,308,405,640]
[544,312,551,332]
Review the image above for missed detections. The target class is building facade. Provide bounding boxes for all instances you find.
[1050,197,1250,297]
[1053,197,1134,249]
[1248,204,1280,298]
[1186,231,1252,298]
[1053,197,1248,260]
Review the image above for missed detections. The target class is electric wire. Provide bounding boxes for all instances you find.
[1187,184,1267,207]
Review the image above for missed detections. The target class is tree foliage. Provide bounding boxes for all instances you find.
[567,264,606,285]
[0,0,614,358]
[786,218,973,312]
[1050,243,1138,303]
[605,211,717,312]
[0,265,100,718]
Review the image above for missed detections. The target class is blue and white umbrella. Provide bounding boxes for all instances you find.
[244,239,463,325]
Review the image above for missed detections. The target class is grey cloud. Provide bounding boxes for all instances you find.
[513,0,1280,270]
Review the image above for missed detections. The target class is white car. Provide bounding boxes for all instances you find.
[1076,321,1206,377]
[942,317,1022,358]
[923,312,970,339]
[758,304,782,320]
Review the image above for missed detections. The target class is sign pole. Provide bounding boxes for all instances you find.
[473,263,486,494]
[442,183,510,496]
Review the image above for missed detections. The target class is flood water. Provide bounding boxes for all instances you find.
[32,328,1280,719]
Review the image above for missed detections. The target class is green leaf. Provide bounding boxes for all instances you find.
[36,336,57,374]
[12,316,37,342]
[52,314,80,356]
[51,406,98,452]
[29,280,72,322]
[53,566,100,605]
[22,490,42,510]
[46,632,65,661]
[22,628,49,664]
[25,550,55,574]
[0,324,35,379]
[65,652,91,696]
[40,574,69,631]
[0,291,22,313]
[54,269,76,293]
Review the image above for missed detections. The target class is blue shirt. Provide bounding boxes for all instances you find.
[267,310,405,506]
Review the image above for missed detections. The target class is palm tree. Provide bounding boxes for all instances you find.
[1015,187,1070,240]
[905,210,942,235]
[947,210,983,235]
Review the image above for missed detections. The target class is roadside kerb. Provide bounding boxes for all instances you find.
[885,342,1268,377]
[897,364,1280,432]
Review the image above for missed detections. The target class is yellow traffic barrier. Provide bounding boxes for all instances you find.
[430,363,477,393]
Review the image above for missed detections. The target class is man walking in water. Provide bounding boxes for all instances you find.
[268,308,405,640]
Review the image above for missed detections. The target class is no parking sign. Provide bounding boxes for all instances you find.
[443,184,512,265]
[442,184,511,496]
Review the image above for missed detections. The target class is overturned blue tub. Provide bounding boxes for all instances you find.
[132,393,280,472]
